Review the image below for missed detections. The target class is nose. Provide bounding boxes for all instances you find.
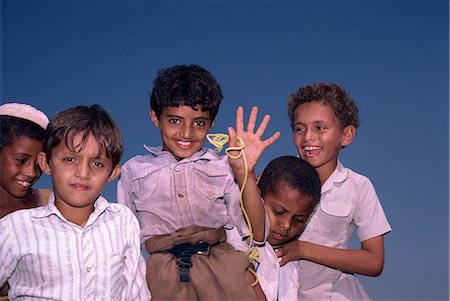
[279,217,291,231]
[23,161,39,179]
[75,162,90,179]
[181,123,194,139]
[304,128,315,141]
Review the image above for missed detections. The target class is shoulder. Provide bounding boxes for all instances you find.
[0,207,39,225]
[337,162,374,189]
[122,153,157,167]
[121,153,165,177]
[108,203,139,223]
[200,148,232,167]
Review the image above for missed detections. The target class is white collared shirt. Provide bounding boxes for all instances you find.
[298,161,392,301]
[0,194,150,301]
[257,244,300,301]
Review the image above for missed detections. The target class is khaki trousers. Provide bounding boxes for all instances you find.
[145,226,257,301]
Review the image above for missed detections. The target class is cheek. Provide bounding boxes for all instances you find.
[267,212,279,229]
[293,134,303,149]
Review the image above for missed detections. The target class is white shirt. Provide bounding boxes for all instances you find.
[256,244,300,301]
[0,194,150,301]
[299,161,392,301]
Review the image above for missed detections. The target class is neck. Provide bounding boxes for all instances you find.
[54,200,94,228]
[0,188,39,218]
[316,160,338,186]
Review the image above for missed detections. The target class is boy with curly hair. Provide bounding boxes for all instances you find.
[277,83,391,300]
[118,64,278,300]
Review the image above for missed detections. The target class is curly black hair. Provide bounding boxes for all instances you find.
[258,156,321,205]
[287,83,360,131]
[150,64,223,121]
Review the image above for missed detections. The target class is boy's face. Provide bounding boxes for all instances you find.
[38,132,120,216]
[264,182,316,246]
[293,101,354,181]
[0,136,43,199]
[150,105,213,161]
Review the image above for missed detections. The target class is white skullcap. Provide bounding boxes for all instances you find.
[0,102,49,129]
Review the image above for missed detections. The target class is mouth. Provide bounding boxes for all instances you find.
[16,179,32,189]
[177,140,193,149]
[303,145,321,157]
[70,183,90,191]
[271,230,288,242]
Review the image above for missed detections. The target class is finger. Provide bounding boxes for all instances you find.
[246,106,258,133]
[279,256,288,267]
[255,114,270,137]
[228,127,237,148]
[235,106,244,133]
[263,131,281,147]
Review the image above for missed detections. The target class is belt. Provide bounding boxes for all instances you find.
[167,241,211,283]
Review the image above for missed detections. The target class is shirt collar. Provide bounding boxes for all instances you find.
[321,160,348,193]
[143,144,212,162]
[31,193,118,225]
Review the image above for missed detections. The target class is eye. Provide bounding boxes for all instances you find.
[62,157,75,162]
[317,125,326,131]
[273,208,285,216]
[194,119,209,127]
[295,217,307,225]
[294,126,305,133]
[92,161,105,168]
[168,118,180,124]
[16,157,27,165]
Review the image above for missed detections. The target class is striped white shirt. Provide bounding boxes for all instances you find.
[0,194,150,301]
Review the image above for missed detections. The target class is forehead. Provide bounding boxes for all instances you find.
[264,182,316,215]
[294,101,337,122]
[58,132,105,157]
[2,136,43,155]
[162,105,211,119]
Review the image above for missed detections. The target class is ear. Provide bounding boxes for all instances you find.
[341,125,356,147]
[149,109,160,128]
[37,152,52,176]
[107,165,121,183]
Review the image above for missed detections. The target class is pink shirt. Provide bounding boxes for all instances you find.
[117,146,250,244]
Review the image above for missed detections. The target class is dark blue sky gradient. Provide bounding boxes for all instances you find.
[1,1,448,300]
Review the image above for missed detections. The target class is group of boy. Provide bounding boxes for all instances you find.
[0,64,391,301]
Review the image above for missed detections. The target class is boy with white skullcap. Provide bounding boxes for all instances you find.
[0,102,50,301]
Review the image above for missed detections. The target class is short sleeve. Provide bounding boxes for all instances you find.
[354,179,392,242]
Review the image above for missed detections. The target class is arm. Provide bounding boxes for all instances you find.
[122,210,151,300]
[116,165,136,213]
[227,106,281,243]
[276,235,385,276]
[0,216,19,287]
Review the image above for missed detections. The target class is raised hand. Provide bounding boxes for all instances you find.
[227,106,281,178]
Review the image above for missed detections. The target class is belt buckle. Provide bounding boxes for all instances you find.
[195,241,211,256]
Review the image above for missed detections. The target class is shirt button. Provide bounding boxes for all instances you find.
[86,267,91,273]
[174,166,181,172]
[178,193,184,198]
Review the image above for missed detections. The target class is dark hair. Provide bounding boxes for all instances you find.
[287,83,360,131]
[258,156,321,204]
[43,105,123,167]
[0,116,45,150]
[150,64,223,121]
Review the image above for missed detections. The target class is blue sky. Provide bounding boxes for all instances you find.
[1,0,448,300]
